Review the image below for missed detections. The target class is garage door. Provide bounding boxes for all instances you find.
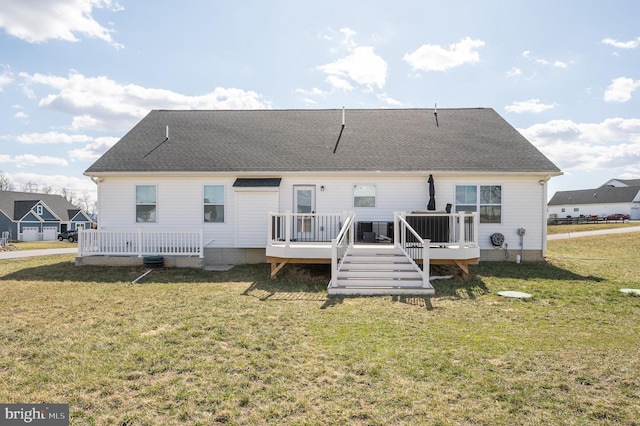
[22,227,38,241]
[43,227,57,241]
[236,191,279,247]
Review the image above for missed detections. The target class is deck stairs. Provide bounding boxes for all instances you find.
[328,245,434,296]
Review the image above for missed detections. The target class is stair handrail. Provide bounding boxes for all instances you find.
[330,212,356,288]
[396,212,430,287]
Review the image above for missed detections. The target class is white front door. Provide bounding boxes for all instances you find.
[294,186,315,240]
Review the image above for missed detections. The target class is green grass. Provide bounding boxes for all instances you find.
[1,234,640,425]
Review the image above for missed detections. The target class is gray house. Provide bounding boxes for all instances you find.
[548,179,640,220]
[0,191,93,241]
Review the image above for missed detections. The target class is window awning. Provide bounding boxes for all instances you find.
[232,178,282,187]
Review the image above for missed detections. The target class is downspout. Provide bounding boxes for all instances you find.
[540,177,549,258]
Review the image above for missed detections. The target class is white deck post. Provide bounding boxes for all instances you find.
[137,228,142,257]
[458,212,465,245]
[422,239,430,287]
[473,212,479,246]
[330,238,338,287]
[284,211,292,246]
[199,228,204,258]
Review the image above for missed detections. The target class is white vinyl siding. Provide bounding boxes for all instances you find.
[236,191,279,247]
[95,173,549,253]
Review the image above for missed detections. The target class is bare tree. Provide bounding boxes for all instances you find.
[0,173,15,191]
[59,187,77,205]
[21,181,39,193]
[80,192,98,215]
[39,184,54,194]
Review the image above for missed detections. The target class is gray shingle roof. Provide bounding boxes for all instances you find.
[0,191,83,220]
[548,186,640,205]
[85,108,561,175]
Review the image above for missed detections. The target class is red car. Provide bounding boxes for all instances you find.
[606,213,630,221]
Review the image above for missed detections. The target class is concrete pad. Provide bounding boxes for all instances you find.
[497,291,532,298]
[204,265,235,271]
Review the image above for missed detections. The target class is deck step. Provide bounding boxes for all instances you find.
[338,270,422,279]
[333,245,431,295]
[334,278,425,287]
[328,285,435,296]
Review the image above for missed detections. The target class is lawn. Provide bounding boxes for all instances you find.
[1,234,639,425]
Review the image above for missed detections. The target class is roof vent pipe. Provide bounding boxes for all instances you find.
[434,103,439,127]
[333,107,346,154]
[166,125,169,139]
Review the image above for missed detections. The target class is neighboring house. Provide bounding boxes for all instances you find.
[548,179,640,220]
[82,108,561,281]
[0,191,93,241]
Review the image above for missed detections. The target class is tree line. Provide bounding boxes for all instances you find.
[0,172,97,215]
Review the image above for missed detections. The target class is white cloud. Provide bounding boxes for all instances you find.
[520,117,640,172]
[403,37,485,72]
[505,99,555,114]
[13,111,28,119]
[602,37,640,49]
[13,154,69,168]
[16,131,93,144]
[318,46,388,90]
[506,67,522,77]
[604,77,640,102]
[69,136,119,162]
[522,51,571,69]
[9,171,96,196]
[325,75,353,91]
[0,0,123,47]
[0,66,13,91]
[377,93,402,106]
[19,71,272,131]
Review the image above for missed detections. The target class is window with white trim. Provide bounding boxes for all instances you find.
[136,185,157,223]
[36,205,43,215]
[354,184,376,207]
[204,185,225,223]
[455,185,502,223]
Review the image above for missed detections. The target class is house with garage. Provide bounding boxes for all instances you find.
[0,191,93,241]
[80,108,561,295]
[548,179,640,221]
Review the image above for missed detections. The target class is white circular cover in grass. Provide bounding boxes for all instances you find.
[497,291,532,298]
[619,288,640,295]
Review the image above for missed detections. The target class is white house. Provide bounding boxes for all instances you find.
[548,179,640,221]
[80,108,561,294]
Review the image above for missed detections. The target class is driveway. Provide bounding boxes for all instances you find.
[548,225,640,240]
[0,248,78,260]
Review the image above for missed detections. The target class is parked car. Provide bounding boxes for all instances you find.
[606,213,630,221]
[57,230,78,242]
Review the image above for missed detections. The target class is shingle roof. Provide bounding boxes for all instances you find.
[85,108,561,175]
[0,191,83,220]
[606,178,640,187]
[548,185,640,206]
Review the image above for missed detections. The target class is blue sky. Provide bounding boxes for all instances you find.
[1,0,639,208]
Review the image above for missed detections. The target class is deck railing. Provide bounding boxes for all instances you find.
[396,213,429,267]
[268,212,349,245]
[403,212,477,248]
[78,229,204,257]
[330,213,356,286]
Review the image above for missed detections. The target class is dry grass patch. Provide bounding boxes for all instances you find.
[1,236,640,425]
